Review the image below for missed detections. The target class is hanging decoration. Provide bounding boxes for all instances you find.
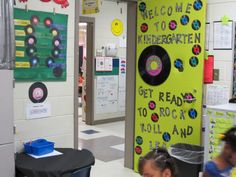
[18,0,28,2]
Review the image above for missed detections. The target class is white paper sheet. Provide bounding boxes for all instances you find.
[96,57,105,71]
[27,150,63,159]
[95,76,119,114]
[26,102,51,119]
[104,57,113,71]
[205,23,210,50]
[213,21,233,49]
[206,84,230,105]
[118,58,126,112]
[119,35,127,48]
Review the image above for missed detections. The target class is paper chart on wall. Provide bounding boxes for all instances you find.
[95,76,118,114]
[118,58,126,112]
[206,84,230,105]
[104,57,113,71]
[96,57,113,71]
[205,109,235,161]
[213,21,233,49]
[119,35,127,48]
[96,57,105,71]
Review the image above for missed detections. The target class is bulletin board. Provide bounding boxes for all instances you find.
[134,0,206,171]
[14,8,68,81]
[204,108,235,162]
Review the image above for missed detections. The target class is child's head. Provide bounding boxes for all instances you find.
[221,127,236,165]
[138,148,177,177]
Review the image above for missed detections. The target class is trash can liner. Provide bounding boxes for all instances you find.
[168,143,204,164]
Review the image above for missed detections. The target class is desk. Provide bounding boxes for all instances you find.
[15,148,95,177]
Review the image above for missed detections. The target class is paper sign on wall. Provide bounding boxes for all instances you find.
[95,76,118,114]
[206,85,230,105]
[96,57,113,72]
[82,0,99,14]
[213,21,233,49]
[26,102,51,119]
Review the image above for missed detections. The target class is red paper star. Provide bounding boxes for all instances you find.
[53,0,69,8]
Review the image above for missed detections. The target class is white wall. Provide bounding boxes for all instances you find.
[14,1,75,151]
[206,0,236,99]
[80,0,127,58]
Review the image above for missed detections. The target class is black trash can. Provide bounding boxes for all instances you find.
[15,148,95,177]
[168,143,204,177]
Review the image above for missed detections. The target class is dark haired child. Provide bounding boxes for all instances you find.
[138,147,178,177]
[203,127,236,177]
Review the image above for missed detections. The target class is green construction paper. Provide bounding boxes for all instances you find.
[204,51,209,60]
[14,8,68,81]
[221,15,230,25]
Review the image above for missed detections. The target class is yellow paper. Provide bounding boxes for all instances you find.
[15,40,25,47]
[82,0,99,14]
[111,19,123,36]
[15,30,26,37]
[15,62,30,68]
[16,51,25,57]
[14,19,30,26]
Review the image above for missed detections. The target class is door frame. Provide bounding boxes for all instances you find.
[79,16,95,125]
[74,0,137,169]
[124,1,137,169]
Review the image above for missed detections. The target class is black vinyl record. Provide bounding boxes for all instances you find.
[138,45,171,86]
[53,66,63,78]
[29,82,48,103]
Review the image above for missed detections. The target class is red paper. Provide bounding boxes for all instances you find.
[204,55,214,84]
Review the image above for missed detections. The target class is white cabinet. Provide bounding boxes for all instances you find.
[0,144,14,177]
[0,70,14,177]
[0,70,13,144]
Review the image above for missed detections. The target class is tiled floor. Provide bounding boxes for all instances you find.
[78,119,140,177]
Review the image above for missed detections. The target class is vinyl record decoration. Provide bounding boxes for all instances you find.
[138,45,171,86]
[29,82,48,103]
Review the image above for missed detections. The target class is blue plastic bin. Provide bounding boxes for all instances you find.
[24,139,54,156]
